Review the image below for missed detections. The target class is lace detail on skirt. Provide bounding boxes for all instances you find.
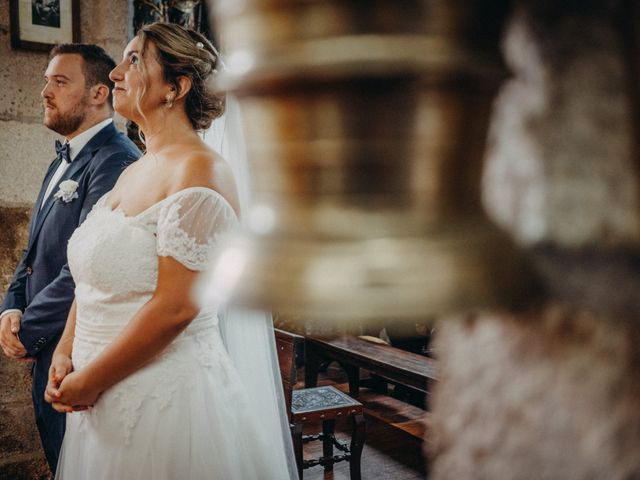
[72,322,232,445]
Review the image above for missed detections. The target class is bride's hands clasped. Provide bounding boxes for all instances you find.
[45,352,96,412]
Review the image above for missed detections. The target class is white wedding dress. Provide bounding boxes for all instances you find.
[55,187,291,479]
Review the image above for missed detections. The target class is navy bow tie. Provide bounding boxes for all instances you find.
[55,140,71,164]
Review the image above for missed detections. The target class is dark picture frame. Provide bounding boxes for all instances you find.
[10,0,80,52]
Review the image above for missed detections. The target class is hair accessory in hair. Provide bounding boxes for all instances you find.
[210,44,226,70]
[196,41,204,49]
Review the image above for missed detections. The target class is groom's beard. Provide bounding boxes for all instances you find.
[45,94,89,136]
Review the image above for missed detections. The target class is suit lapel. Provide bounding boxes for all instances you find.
[28,156,63,239]
[29,123,118,247]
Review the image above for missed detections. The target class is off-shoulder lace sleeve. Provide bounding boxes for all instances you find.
[156,189,238,271]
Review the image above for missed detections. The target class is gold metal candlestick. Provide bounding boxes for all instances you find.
[205,0,534,322]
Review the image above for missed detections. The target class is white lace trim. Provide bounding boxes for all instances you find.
[156,201,223,271]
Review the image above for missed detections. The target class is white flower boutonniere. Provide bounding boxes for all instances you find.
[54,180,79,204]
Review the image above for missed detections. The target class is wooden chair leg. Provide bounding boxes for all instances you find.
[322,419,335,471]
[349,413,366,480]
[345,365,360,397]
[291,423,304,479]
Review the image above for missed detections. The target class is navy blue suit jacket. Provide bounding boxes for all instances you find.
[2,122,140,356]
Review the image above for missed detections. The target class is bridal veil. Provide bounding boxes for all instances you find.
[201,96,299,479]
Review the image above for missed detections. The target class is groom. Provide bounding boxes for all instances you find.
[0,44,140,473]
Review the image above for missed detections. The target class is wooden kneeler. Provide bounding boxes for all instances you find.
[275,329,366,480]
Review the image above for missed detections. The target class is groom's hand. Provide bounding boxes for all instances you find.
[0,312,28,359]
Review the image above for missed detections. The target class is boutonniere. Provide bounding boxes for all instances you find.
[54,180,79,203]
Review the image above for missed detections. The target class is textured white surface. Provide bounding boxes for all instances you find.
[431,308,640,480]
[483,8,640,248]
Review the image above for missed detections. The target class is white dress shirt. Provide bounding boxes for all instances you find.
[0,118,113,321]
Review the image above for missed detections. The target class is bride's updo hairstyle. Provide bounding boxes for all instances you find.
[137,22,224,131]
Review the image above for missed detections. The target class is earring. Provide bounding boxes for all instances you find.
[165,95,174,108]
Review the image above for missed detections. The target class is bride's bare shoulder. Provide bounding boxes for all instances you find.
[169,145,239,212]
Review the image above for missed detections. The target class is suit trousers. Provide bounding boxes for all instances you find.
[31,343,66,473]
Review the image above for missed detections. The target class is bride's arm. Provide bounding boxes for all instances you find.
[44,299,77,411]
[50,256,199,408]
[54,298,76,359]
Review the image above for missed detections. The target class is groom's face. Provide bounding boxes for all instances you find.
[41,53,91,136]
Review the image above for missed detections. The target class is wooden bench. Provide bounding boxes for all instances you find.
[334,383,431,440]
[304,335,438,403]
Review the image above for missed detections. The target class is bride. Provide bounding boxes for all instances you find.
[44,22,296,479]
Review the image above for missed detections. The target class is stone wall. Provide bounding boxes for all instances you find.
[0,207,48,479]
[430,3,640,479]
[0,2,130,478]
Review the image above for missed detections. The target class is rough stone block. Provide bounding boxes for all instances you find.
[80,1,130,62]
[0,453,49,480]
[0,357,31,404]
[0,206,31,294]
[0,402,42,460]
[0,6,50,121]
[0,3,10,34]
[0,206,30,249]
[0,120,60,205]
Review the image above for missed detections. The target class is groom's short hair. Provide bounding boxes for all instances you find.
[49,43,117,108]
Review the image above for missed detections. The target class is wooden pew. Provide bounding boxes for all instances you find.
[305,334,438,396]
[304,335,438,439]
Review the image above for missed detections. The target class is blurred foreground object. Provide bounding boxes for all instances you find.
[206,0,536,323]
[429,2,640,478]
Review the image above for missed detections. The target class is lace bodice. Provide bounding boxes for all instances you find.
[67,187,238,348]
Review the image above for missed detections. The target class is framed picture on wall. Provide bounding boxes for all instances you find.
[10,0,80,52]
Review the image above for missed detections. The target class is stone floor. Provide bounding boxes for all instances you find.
[303,416,426,480]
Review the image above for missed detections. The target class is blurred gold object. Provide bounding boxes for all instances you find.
[207,0,533,321]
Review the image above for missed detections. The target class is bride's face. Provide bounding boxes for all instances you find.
[109,35,172,123]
